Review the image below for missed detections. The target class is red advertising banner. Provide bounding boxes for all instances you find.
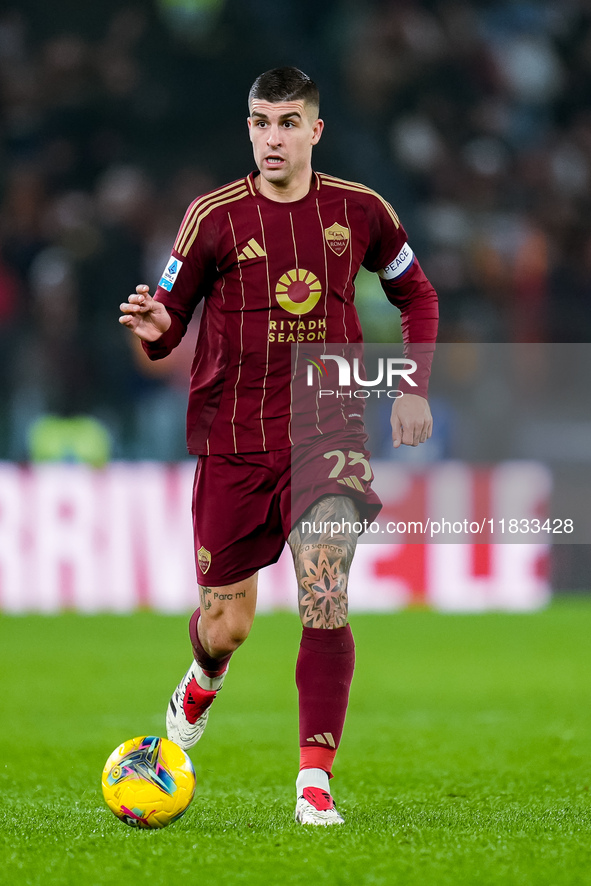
[0,462,550,613]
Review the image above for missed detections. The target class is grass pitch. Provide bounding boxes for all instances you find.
[0,601,590,885]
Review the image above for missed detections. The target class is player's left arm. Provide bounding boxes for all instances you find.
[362,199,439,448]
[381,258,438,447]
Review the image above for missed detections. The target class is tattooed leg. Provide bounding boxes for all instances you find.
[288,495,360,629]
[199,585,213,612]
[290,496,358,783]
[197,573,258,658]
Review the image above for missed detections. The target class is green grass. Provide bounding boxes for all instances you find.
[0,602,590,885]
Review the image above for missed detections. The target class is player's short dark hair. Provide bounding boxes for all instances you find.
[248,67,319,113]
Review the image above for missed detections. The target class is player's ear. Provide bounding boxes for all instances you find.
[311,118,324,146]
[247,116,253,141]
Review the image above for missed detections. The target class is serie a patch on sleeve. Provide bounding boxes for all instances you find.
[378,243,414,280]
[159,255,183,291]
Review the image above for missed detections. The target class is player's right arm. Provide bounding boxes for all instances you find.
[119,284,172,341]
[122,190,220,359]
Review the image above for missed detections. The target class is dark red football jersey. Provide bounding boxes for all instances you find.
[143,171,438,455]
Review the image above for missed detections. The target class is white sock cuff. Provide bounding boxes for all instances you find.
[296,767,330,797]
[194,661,228,692]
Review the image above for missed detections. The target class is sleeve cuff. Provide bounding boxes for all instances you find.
[141,313,185,360]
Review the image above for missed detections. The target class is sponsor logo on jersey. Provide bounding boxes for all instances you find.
[275,268,322,315]
[197,546,211,574]
[158,255,183,291]
[324,222,350,256]
[237,238,266,261]
[268,318,326,343]
[378,242,414,280]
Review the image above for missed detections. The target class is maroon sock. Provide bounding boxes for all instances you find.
[296,624,355,776]
[189,608,232,677]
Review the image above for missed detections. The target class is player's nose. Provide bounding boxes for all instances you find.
[266,125,282,147]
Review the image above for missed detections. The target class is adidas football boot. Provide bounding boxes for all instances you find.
[166,659,226,750]
[294,786,345,826]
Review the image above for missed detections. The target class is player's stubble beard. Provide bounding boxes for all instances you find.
[255,162,315,196]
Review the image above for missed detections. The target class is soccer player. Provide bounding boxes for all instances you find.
[119,67,438,826]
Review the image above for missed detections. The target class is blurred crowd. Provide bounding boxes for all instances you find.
[1,0,591,460]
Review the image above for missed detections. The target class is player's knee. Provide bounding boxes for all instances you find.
[219,619,251,652]
[208,631,248,657]
[202,611,251,656]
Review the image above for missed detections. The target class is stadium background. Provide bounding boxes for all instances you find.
[0,0,590,606]
[1,5,590,885]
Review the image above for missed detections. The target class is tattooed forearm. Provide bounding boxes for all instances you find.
[199,585,212,611]
[288,495,360,629]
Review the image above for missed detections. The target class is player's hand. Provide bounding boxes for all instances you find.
[119,285,172,341]
[391,394,433,448]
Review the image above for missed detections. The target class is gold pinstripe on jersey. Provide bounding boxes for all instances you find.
[314,197,330,436]
[318,173,400,229]
[342,198,353,343]
[227,212,246,454]
[255,203,272,451]
[175,180,250,256]
[181,189,250,257]
[174,180,245,252]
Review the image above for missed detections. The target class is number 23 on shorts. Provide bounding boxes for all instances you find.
[323,450,372,490]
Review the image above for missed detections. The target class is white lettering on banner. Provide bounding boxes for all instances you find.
[488,462,552,611]
[425,461,551,611]
[0,464,25,612]
[428,544,550,612]
[492,461,552,523]
[490,545,551,611]
[100,464,139,612]
[0,463,550,613]
[347,543,413,610]
[33,465,98,612]
[135,461,196,612]
[257,546,295,611]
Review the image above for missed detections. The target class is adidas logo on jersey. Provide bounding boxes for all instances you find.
[306,732,336,748]
[237,238,266,261]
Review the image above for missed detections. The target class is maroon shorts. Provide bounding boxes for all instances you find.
[192,433,382,586]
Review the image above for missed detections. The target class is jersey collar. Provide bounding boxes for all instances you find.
[247,171,321,203]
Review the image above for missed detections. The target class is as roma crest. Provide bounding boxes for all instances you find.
[197,546,212,575]
[324,222,350,256]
